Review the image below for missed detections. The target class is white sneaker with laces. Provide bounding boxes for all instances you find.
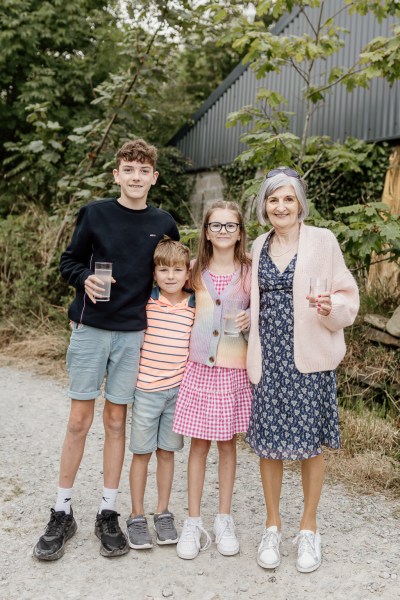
[294,529,322,573]
[176,517,211,560]
[213,514,240,556]
[257,525,282,569]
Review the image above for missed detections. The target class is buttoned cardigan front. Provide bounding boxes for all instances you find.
[188,267,251,370]
[247,224,359,383]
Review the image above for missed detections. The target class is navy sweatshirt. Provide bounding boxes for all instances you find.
[60,198,179,331]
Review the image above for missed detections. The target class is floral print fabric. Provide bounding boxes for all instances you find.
[246,240,340,460]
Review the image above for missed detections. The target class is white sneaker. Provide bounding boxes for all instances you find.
[294,529,322,573]
[176,517,211,560]
[257,526,282,569]
[213,514,240,556]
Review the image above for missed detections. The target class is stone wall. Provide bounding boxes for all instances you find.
[188,171,226,224]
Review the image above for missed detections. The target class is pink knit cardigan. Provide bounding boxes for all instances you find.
[247,224,359,382]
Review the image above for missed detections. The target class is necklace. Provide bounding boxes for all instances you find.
[268,237,299,258]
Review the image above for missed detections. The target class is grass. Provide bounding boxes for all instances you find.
[0,477,24,502]
[337,306,399,420]
[1,315,399,498]
[324,407,400,496]
[0,324,68,378]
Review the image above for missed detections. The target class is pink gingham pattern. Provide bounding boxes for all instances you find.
[173,360,252,441]
[209,271,235,295]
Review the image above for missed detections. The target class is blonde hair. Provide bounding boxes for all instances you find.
[153,236,190,270]
[191,201,251,291]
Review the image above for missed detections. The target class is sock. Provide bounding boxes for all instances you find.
[187,515,202,524]
[99,487,118,513]
[54,487,73,514]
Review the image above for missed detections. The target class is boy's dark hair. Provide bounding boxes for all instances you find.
[116,139,158,169]
[154,236,190,270]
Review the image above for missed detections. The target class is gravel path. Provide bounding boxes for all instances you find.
[0,366,399,600]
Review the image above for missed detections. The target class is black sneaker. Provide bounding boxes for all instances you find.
[33,508,77,561]
[95,509,129,557]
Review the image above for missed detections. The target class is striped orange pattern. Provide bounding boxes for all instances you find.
[136,295,195,391]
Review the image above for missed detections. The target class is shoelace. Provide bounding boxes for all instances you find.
[130,518,149,535]
[181,520,211,552]
[45,509,69,536]
[98,512,121,534]
[156,514,174,531]
[215,516,236,543]
[259,529,280,552]
[293,531,317,558]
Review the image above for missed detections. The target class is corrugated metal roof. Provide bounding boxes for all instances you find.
[171,1,400,170]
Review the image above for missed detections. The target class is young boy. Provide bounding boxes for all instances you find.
[126,237,195,549]
[33,139,179,561]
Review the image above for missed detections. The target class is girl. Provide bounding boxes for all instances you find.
[173,200,252,560]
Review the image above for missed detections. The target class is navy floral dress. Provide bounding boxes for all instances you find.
[246,239,340,460]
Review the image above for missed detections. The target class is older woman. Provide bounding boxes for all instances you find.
[246,167,359,573]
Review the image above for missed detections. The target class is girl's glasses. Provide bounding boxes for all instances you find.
[266,168,301,179]
[207,222,240,233]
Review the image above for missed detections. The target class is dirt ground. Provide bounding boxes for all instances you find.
[0,364,399,600]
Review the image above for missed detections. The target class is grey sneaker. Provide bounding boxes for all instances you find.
[126,515,153,549]
[154,511,178,545]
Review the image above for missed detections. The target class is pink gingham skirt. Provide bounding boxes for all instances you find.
[173,361,252,441]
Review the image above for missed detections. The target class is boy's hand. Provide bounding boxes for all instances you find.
[236,310,250,332]
[84,274,116,304]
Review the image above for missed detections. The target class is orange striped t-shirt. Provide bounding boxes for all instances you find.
[136,289,195,392]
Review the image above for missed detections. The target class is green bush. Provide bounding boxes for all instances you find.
[0,207,71,329]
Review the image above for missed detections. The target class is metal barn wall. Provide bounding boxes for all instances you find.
[174,1,400,170]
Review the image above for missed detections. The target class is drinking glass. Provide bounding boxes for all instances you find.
[224,300,242,336]
[94,262,112,301]
[309,277,328,308]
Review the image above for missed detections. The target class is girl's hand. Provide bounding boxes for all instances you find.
[84,274,116,304]
[236,310,250,332]
[316,292,332,316]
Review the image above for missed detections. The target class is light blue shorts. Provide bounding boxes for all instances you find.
[66,323,144,404]
[129,387,184,454]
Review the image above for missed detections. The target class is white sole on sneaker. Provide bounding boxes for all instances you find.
[156,537,178,546]
[128,540,153,550]
[177,547,199,560]
[217,544,240,556]
[257,556,280,569]
[296,557,321,573]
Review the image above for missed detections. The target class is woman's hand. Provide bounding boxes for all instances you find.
[84,274,116,304]
[316,292,332,316]
[236,309,250,332]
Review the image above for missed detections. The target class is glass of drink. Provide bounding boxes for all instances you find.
[309,277,328,308]
[94,262,112,301]
[224,300,242,337]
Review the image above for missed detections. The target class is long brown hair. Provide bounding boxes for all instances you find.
[191,200,251,291]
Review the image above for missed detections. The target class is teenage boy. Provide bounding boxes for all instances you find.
[33,139,179,561]
[126,237,195,550]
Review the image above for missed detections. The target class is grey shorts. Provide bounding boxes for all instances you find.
[129,387,184,454]
[66,323,144,404]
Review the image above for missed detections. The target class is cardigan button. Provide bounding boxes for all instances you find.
[213,330,219,337]
[215,299,221,306]
[209,356,215,363]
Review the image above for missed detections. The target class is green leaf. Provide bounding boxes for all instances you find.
[26,140,45,153]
